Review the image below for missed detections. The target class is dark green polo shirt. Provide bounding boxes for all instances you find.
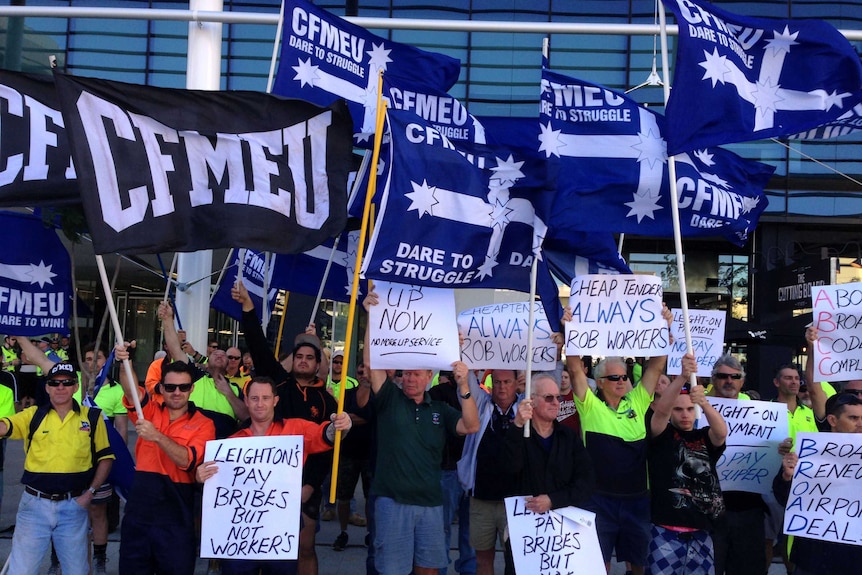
[371,378,460,507]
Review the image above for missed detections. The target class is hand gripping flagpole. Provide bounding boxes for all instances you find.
[524,256,539,438]
[95,254,144,420]
[659,1,700,407]
[329,71,388,505]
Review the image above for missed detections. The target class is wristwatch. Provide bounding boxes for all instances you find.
[88,486,97,495]
[459,391,472,400]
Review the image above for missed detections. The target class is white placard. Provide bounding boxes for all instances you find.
[505,496,604,575]
[812,284,862,381]
[698,398,788,494]
[457,301,556,371]
[368,281,460,370]
[564,274,669,356]
[783,432,862,546]
[667,308,726,377]
[200,435,303,560]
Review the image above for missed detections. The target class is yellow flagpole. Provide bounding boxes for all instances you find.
[274,290,290,358]
[329,70,388,504]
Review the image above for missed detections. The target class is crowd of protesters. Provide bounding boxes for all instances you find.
[0,291,857,575]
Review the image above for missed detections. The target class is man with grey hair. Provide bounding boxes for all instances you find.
[705,353,765,575]
[708,354,750,400]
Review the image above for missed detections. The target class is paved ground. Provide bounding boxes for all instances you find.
[0,428,787,575]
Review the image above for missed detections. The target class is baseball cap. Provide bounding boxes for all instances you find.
[332,349,344,360]
[40,336,52,344]
[47,363,76,380]
[294,333,321,352]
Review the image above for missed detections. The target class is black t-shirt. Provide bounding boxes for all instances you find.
[474,405,518,500]
[647,410,726,530]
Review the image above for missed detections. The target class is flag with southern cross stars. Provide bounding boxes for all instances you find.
[361,109,547,292]
[0,211,72,337]
[211,232,361,322]
[663,0,862,154]
[539,68,775,247]
[790,101,862,140]
[272,0,460,145]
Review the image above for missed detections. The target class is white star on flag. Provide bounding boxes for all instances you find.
[292,58,320,88]
[491,155,525,187]
[624,189,663,222]
[699,48,733,88]
[538,121,564,158]
[405,180,439,217]
[366,43,393,72]
[693,150,715,166]
[27,261,57,288]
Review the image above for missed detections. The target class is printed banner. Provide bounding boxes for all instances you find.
[564,274,670,356]
[54,72,353,256]
[0,71,79,207]
[505,496,605,575]
[812,283,862,381]
[783,432,862,547]
[667,308,726,377]
[200,435,303,560]
[368,281,460,370]
[457,302,557,371]
[0,211,72,336]
[698,397,788,494]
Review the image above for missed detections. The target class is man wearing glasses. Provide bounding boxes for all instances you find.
[224,346,249,387]
[115,344,216,575]
[0,359,114,575]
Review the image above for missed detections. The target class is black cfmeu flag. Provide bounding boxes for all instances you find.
[0,70,79,207]
[53,72,353,255]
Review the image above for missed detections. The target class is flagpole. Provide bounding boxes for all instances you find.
[209,248,235,303]
[308,235,341,327]
[658,1,698,392]
[261,251,272,330]
[95,254,144,420]
[274,291,289,359]
[524,256,538,438]
[265,0,285,93]
[329,70,387,505]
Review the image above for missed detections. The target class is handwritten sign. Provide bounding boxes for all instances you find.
[783,432,862,546]
[505,496,604,575]
[667,308,725,377]
[457,302,556,371]
[201,435,303,560]
[368,280,460,370]
[812,284,862,381]
[564,274,669,356]
[698,398,788,494]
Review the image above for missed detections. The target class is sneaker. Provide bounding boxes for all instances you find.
[93,556,107,575]
[333,531,349,551]
[347,512,367,527]
[320,507,336,522]
[47,564,61,575]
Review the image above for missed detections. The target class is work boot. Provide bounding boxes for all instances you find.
[333,531,349,551]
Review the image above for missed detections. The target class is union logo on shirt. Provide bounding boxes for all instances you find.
[79,420,91,432]
[431,412,441,425]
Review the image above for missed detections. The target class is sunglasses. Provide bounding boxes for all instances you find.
[714,373,743,380]
[602,374,629,382]
[226,355,241,361]
[540,394,563,403]
[843,388,862,396]
[46,379,76,387]
[162,383,193,393]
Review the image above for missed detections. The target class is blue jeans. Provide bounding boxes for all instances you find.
[8,492,89,575]
[440,470,476,575]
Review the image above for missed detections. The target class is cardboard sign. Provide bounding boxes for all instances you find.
[505,496,604,575]
[564,274,669,356]
[783,432,862,547]
[812,284,862,381]
[457,301,557,370]
[200,435,304,560]
[698,398,788,494]
[667,308,725,377]
[368,281,460,369]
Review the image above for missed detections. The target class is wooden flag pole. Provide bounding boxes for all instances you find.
[329,71,388,505]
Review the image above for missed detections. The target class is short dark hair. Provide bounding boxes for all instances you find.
[827,392,862,419]
[83,342,108,357]
[158,361,195,392]
[774,363,800,380]
[244,376,278,396]
[292,342,322,363]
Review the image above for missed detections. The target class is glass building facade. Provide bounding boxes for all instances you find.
[0,0,860,390]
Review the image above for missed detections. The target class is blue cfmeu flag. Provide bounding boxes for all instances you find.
[361,109,547,292]
[790,101,862,140]
[663,0,862,154]
[540,68,775,247]
[0,211,71,337]
[272,0,460,144]
[211,233,362,322]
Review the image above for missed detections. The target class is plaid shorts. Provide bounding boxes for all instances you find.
[647,524,714,575]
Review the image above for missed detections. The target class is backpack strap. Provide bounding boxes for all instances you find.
[25,405,51,453]
[27,404,102,467]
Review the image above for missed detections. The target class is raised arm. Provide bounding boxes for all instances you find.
[231,281,289,382]
[362,290,387,395]
[639,303,673,397]
[692,383,727,447]
[115,343,142,405]
[452,361,480,435]
[649,353,696,438]
[16,336,56,373]
[561,306,591,402]
[158,301,187,364]
[805,326,827,421]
